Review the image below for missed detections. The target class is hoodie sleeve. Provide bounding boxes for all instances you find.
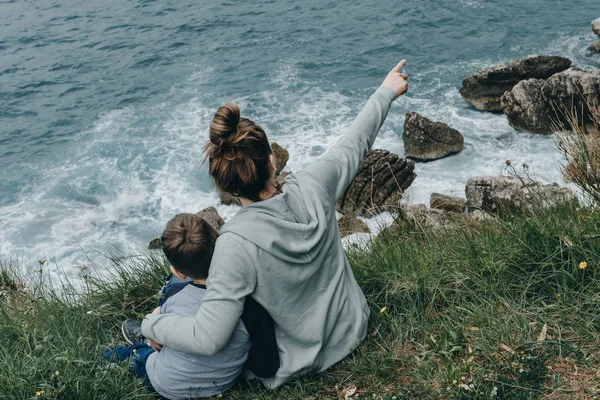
[141,234,257,355]
[303,86,397,201]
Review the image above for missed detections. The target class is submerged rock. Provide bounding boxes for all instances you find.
[430,193,467,213]
[197,206,224,231]
[459,55,572,112]
[587,19,600,56]
[338,149,416,216]
[588,41,600,56]
[271,142,289,175]
[501,68,600,134]
[337,214,370,238]
[148,237,162,250]
[403,112,464,161]
[465,176,578,214]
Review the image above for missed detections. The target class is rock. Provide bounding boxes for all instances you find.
[403,112,464,161]
[459,55,572,112]
[467,209,496,223]
[588,40,600,56]
[271,142,289,175]
[337,149,416,216]
[430,193,467,213]
[588,19,600,56]
[197,206,224,231]
[501,68,600,134]
[398,204,461,230]
[274,171,289,193]
[148,237,162,250]
[338,215,370,238]
[465,176,578,214]
[219,190,241,206]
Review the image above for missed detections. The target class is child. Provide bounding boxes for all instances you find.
[102,213,252,399]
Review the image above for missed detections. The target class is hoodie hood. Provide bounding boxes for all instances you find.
[220,173,330,264]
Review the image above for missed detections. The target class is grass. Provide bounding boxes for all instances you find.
[555,98,600,205]
[2,204,600,399]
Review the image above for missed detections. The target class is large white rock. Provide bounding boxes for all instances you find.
[459,55,572,112]
[501,68,600,134]
[593,18,600,37]
[403,112,464,161]
[466,176,578,214]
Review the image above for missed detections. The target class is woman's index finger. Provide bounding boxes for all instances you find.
[392,59,407,73]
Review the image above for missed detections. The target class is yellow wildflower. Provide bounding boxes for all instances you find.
[579,261,588,270]
[556,293,561,298]
[36,391,44,397]
[380,306,387,313]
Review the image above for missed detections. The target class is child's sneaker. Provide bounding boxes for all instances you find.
[121,319,146,344]
[99,345,115,360]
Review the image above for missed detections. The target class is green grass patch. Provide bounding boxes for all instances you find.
[2,204,600,399]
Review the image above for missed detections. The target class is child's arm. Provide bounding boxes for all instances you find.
[241,296,280,378]
[141,234,257,355]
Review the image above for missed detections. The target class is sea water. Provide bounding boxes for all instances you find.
[1,0,599,279]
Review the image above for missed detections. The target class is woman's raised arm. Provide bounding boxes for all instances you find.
[141,234,257,355]
[303,60,408,201]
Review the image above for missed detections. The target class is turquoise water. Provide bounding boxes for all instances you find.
[1,0,599,277]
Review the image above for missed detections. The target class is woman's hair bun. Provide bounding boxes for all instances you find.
[203,102,273,202]
[209,103,241,145]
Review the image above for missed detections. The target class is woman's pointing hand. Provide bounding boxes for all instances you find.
[381,59,408,97]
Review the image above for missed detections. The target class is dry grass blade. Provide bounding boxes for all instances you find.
[555,98,600,205]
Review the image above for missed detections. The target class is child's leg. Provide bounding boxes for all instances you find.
[128,344,155,379]
[102,344,160,395]
[101,343,154,362]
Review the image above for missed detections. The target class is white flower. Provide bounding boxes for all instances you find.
[490,386,498,397]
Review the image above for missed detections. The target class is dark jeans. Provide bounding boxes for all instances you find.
[101,343,155,382]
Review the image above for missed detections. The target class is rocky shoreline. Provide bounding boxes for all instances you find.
[150,17,598,247]
[149,149,579,247]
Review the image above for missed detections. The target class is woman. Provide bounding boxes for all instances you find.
[142,60,408,388]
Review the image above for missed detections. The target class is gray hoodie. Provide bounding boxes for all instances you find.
[141,86,398,388]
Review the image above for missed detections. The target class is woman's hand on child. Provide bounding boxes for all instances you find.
[381,59,408,97]
[149,339,163,352]
[147,307,163,351]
